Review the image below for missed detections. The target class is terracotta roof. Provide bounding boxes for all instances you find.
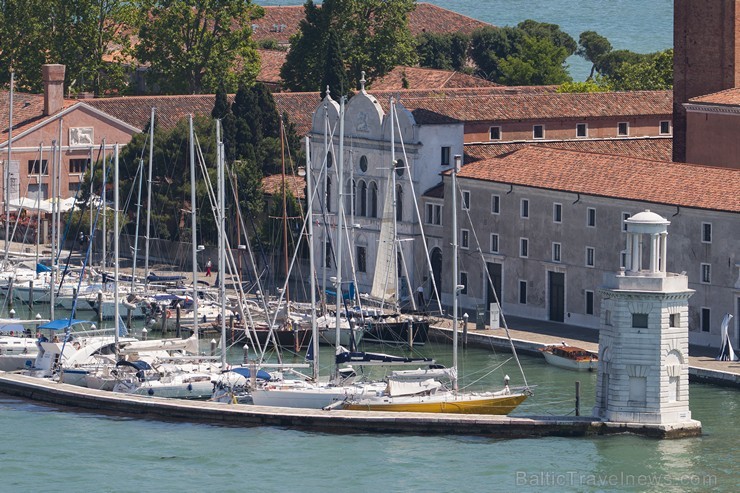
[257,49,287,85]
[398,90,672,123]
[262,173,305,200]
[85,95,218,132]
[465,138,673,163]
[1,90,77,142]
[688,87,740,106]
[457,146,740,213]
[370,66,499,91]
[251,3,492,45]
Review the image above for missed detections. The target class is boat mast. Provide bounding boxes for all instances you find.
[189,115,199,336]
[114,144,120,356]
[101,139,107,274]
[130,157,144,292]
[88,146,94,264]
[49,138,57,320]
[321,98,329,313]
[35,144,42,274]
[306,136,319,380]
[451,154,462,393]
[4,72,13,262]
[334,96,345,350]
[144,108,155,292]
[281,118,290,304]
[217,120,226,368]
[390,99,399,313]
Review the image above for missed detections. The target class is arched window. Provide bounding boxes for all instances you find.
[395,159,405,177]
[370,181,378,218]
[345,179,354,214]
[326,175,332,212]
[395,184,403,222]
[358,180,367,217]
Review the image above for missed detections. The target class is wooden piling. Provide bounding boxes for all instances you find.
[575,381,581,417]
[28,280,33,311]
[97,292,103,324]
[7,278,13,311]
[175,305,181,338]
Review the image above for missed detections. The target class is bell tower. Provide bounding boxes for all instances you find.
[593,211,697,426]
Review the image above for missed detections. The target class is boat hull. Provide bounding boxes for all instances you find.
[542,350,597,371]
[342,392,528,415]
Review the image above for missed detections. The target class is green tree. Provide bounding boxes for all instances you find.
[470,24,572,85]
[281,0,417,93]
[557,76,613,93]
[577,31,613,79]
[320,30,350,99]
[133,0,263,94]
[0,0,133,94]
[416,32,470,71]
[609,49,673,91]
[597,49,646,79]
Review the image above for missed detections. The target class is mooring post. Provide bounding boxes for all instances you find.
[141,327,148,341]
[462,312,469,348]
[127,307,133,328]
[575,380,581,416]
[175,305,181,338]
[229,314,235,344]
[28,280,33,311]
[97,292,103,324]
[210,339,217,356]
[243,344,249,364]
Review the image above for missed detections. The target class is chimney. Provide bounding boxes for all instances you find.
[42,64,65,116]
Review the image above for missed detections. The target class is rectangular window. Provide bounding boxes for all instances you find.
[586,247,595,267]
[576,123,587,138]
[520,199,529,218]
[660,121,671,135]
[701,263,711,284]
[701,307,711,332]
[357,246,367,273]
[618,122,629,136]
[425,203,441,225]
[490,233,499,253]
[519,280,527,304]
[669,313,680,328]
[460,229,470,250]
[620,250,627,269]
[605,309,612,326]
[27,159,48,175]
[459,271,468,295]
[441,146,451,166]
[69,158,89,174]
[622,212,631,232]
[491,194,500,214]
[461,190,470,211]
[533,125,544,139]
[489,126,501,140]
[702,223,712,243]
[587,207,596,227]
[553,203,562,223]
[520,238,529,258]
[632,313,649,328]
[552,242,561,263]
[585,291,594,315]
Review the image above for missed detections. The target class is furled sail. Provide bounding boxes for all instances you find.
[370,170,398,303]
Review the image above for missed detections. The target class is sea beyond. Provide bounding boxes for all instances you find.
[255,0,674,82]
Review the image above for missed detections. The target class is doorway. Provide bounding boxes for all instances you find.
[548,271,565,322]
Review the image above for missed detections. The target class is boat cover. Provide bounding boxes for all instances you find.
[229,367,272,381]
[38,319,89,330]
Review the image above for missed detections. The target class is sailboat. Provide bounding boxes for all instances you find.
[337,155,530,415]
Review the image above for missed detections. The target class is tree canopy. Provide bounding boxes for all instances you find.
[0,0,134,94]
[469,22,574,85]
[281,0,417,94]
[416,32,470,72]
[133,0,263,94]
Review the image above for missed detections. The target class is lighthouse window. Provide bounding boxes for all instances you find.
[669,313,679,328]
[632,313,649,328]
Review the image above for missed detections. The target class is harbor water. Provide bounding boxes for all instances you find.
[1,326,737,492]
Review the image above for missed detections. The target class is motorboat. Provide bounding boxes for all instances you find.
[540,343,598,371]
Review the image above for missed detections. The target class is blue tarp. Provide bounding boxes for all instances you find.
[36,263,51,273]
[38,319,89,330]
[228,367,272,381]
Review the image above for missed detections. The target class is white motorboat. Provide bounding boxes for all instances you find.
[540,343,598,371]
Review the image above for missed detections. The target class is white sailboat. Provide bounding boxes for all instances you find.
[338,155,530,415]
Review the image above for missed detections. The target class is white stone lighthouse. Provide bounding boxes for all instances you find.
[593,210,697,426]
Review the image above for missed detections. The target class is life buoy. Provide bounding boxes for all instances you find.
[73,342,81,350]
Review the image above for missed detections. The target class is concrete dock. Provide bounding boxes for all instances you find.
[0,372,701,439]
[431,315,740,388]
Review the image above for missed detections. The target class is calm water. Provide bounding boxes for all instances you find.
[255,0,674,81]
[1,309,738,493]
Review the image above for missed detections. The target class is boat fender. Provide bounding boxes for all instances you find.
[147,388,154,396]
[187,383,193,391]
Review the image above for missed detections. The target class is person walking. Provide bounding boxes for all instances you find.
[205,258,212,277]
